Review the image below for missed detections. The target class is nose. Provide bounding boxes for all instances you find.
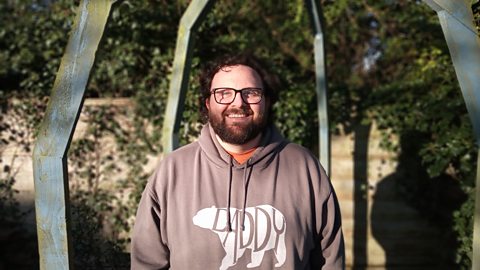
[230,91,246,107]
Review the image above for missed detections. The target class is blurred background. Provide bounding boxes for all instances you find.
[0,0,478,269]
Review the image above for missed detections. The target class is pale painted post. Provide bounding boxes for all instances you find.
[423,1,480,269]
[475,153,480,270]
[161,0,216,153]
[32,0,115,269]
[305,0,330,176]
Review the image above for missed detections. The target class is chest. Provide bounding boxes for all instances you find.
[161,165,317,269]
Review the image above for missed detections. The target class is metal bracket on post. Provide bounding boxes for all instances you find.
[161,0,216,153]
[423,1,480,269]
[32,1,114,269]
[305,0,330,176]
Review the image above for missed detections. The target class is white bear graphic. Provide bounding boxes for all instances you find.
[192,205,286,270]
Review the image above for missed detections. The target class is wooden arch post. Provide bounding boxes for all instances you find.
[32,0,115,269]
[161,0,216,154]
[306,0,330,176]
[161,0,331,176]
[423,1,480,269]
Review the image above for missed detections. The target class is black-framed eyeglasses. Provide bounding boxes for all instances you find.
[211,87,263,104]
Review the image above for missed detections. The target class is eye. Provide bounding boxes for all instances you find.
[214,88,234,102]
[244,88,261,97]
[219,89,233,98]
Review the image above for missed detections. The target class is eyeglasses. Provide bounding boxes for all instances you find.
[211,87,263,104]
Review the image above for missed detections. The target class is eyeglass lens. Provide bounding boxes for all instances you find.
[212,88,262,104]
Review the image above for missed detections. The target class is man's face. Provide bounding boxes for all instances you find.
[206,65,269,145]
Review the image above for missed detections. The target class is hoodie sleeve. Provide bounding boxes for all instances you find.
[309,162,345,270]
[319,187,345,269]
[131,180,170,270]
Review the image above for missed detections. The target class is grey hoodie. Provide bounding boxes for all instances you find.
[131,124,345,269]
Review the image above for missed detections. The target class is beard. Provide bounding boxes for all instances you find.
[208,106,268,145]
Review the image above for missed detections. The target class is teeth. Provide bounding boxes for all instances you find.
[228,114,247,118]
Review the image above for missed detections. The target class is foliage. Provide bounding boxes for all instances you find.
[474,0,480,35]
[70,196,129,269]
[0,99,41,268]
[453,189,475,269]
[0,0,74,98]
[0,106,23,223]
[68,105,135,245]
[0,0,477,268]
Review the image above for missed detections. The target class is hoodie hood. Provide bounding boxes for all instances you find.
[198,123,287,169]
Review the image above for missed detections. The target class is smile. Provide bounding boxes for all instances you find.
[227,114,249,118]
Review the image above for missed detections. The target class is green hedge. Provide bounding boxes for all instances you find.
[0,0,476,268]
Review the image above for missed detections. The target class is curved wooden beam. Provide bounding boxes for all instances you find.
[162,0,216,153]
[306,0,330,176]
[32,1,115,268]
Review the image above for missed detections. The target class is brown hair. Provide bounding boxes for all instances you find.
[199,53,280,123]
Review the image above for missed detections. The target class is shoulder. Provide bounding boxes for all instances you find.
[147,141,201,191]
[280,142,329,186]
[160,141,201,164]
[149,141,201,179]
[281,142,319,163]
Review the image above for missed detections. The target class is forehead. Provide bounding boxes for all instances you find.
[211,65,263,89]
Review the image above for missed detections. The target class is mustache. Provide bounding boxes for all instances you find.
[223,107,253,115]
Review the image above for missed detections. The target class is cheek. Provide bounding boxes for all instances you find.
[207,101,228,115]
[252,102,267,116]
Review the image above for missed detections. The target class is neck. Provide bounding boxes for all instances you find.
[216,133,262,154]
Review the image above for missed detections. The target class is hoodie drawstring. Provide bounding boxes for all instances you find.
[226,157,233,232]
[240,159,252,231]
[226,157,253,232]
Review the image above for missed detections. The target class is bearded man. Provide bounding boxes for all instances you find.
[131,54,345,270]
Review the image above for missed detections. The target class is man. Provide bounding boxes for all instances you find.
[131,54,345,269]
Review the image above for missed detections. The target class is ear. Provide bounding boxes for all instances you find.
[205,97,211,110]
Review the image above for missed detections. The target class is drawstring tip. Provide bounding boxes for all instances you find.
[241,225,245,231]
